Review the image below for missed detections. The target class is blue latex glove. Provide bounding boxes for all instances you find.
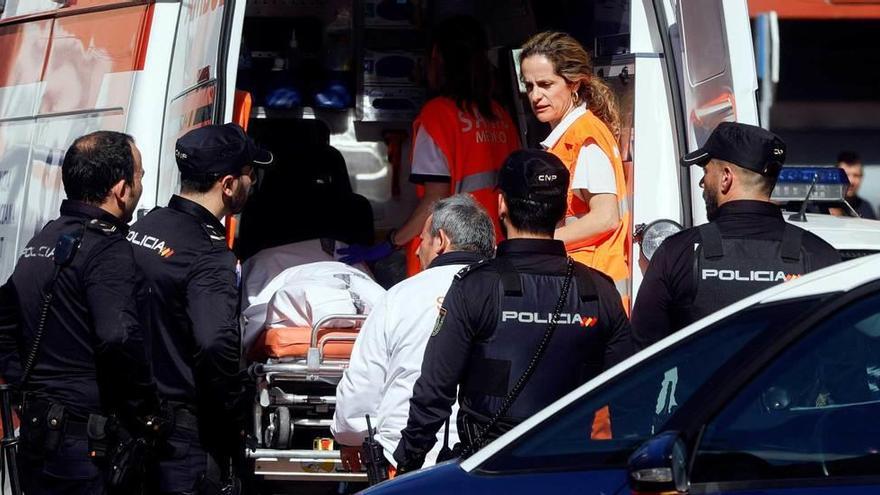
[337,242,395,265]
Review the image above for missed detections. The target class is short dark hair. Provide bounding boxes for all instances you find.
[504,194,567,237]
[62,131,135,204]
[727,160,778,196]
[837,151,861,166]
[432,15,497,120]
[180,175,221,194]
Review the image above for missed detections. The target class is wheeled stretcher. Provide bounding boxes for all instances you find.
[248,314,368,482]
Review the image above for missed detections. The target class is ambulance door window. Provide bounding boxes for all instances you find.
[676,0,737,226]
[0,6,148,280]
[23,5,146,250]
[0,0,60,20]
[1,0,143,20]
[158,0,227,201]
[677,0,735,146]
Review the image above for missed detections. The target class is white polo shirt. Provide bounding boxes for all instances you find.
[540,104,617,196]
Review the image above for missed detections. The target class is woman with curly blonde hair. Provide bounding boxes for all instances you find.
[520,31,629,305]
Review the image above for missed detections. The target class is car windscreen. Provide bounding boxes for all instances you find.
[477,296,829,474]
[692,291,880,485]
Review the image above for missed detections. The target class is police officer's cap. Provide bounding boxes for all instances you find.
[175,123,273,179]
[497,149,569,202]
[680,122,786,176]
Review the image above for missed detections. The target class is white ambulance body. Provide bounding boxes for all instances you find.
[5,0,880,485]
[1,0,878,299]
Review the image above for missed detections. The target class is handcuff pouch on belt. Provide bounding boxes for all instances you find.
[19,397,67,460]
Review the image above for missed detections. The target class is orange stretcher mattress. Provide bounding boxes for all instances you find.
[249,326,359,361]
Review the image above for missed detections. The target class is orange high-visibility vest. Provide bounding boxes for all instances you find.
[406,97,520,276]
[548,110,631,307]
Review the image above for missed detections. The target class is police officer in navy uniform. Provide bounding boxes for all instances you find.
[632,122,840,349]
[0,131,159,494]
[393,150,632,472]
[129,124,271,494]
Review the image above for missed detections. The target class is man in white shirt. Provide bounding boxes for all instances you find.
[332,194,496,470]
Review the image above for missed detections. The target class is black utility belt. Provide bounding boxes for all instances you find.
[19,397,151,491]
[19,395,129,460]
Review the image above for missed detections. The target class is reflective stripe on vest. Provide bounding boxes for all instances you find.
[406,97,520,277]
[455,170,498,194]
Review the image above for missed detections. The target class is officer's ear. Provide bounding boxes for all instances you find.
[110,178,128,202]
[219,174,238,197]
[498,193,508,220]
[720,163,735,195]
[436,228,452,254]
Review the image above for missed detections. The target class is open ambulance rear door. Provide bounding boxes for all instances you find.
[629,0,758,295]
[154,0,247,205]
[670,0,759,226]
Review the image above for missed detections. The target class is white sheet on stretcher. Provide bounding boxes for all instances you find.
[241,240,386,352]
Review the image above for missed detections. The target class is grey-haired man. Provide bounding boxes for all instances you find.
[332,194,495,472]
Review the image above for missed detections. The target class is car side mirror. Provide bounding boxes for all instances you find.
[627,431,689,494]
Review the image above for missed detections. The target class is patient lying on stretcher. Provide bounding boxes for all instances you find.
[240,239,386,360]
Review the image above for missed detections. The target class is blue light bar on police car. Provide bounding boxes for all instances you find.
[776,167,849,185]
[771,166,849,203]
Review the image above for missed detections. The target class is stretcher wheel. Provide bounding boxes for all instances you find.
[276,406,292,449]
[263,407,292,448]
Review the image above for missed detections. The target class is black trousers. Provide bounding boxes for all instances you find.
[157,421,216,495]
[19,433,106,495]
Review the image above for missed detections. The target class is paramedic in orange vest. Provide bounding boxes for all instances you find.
[338,15,519,275]
[519,31,630,306]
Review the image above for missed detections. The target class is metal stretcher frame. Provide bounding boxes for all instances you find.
[248,314,369,482]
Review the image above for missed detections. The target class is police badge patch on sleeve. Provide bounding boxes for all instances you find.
[431,308,447,337]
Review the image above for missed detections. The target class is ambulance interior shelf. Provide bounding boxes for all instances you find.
[238,0,428,122]
[238,3,356,113]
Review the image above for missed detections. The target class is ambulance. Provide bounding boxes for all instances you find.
[2,0,879,484]
[2,0,879,285]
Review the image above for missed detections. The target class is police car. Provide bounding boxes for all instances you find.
[773,166,880,260]
[637,166,880,267]
[365,253,880,494]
